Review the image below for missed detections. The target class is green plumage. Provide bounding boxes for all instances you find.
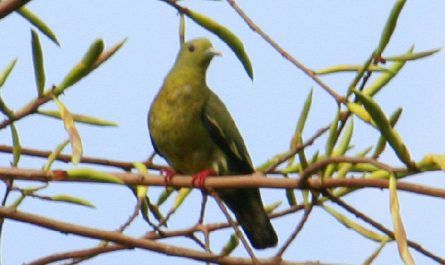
[148,38,277,249]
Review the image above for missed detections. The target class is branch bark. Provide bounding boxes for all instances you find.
[0,0,32,19]
[1,166,444,199]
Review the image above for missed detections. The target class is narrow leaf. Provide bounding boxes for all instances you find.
[347,102,373,125]
[156,188,174,206]
[373,108,403,159]
[186,9,253,79]
[10,123,21,166]
[44,139,70,171]
[385,47,441,62]
[53,97,83,164]
[362,238,390,265]
[0,58,17,87]
[31,30,46,96]
[133,162,149,198]
[348,54,374,96]
[172,188,192,211]
[264,200,282,214]
[51,195,95,208]
[65,168,124,184]
[290,89,313,153]
[315,64,390,75]
[337,146,372,179]
[389,174,415,265]
[374,0,406,57]
[38,109,118,127]
[219,233,239,256]
[92,38,127,70]
[17,7,59,46]
[428,155,445,171]
[363,46,414,97]
[325,110,340,157]
[354,91,413,168]
[56,39,104,94]
[325,119,354,178]
[323,205,387,242]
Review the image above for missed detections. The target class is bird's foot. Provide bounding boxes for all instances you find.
[192,168,216,189]
[160,168,176,186]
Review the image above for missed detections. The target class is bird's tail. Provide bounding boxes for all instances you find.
[218,188,278,249]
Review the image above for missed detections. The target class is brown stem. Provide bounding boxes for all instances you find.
[0,0,32,19]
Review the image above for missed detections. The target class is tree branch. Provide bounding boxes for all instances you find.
[0,206,318,265]
[1,166,444,199]
[0,0,32,19]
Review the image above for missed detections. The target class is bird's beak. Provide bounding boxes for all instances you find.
[207,47,223,57]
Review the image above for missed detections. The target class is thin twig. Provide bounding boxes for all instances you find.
[1,206,314,265]
[323,190,445,264]
[299,156,397,185]
[28,204,305,265]
[0,145,167,171]
[211,191,259,265]
[264,126,330,173]
[225,0,345,105]
[275,199,314,258]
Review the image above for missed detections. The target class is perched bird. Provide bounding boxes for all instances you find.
[148,38,278,249]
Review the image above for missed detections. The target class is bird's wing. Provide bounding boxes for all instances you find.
[202,90,254,174]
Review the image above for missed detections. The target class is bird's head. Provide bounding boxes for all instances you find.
[176,38,222,70]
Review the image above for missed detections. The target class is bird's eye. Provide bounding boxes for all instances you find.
[188,44,195,52]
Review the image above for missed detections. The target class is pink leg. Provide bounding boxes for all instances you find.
[192,168,216,189]
[160,168,176,186]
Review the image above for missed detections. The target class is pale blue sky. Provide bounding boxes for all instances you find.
[1,1,445,264]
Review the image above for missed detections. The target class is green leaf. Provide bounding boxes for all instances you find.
[428,154,445,171]
[389,174,415,265]
[348,54,374,96]
[315,64,391,75]
[51,195,95,208]
[10,123,21,166]
[354,91,413,168]
[324,119,354,178]
[186,9,253,80]
[374,0,406,57]
[44,139,70,171]
[347,102,374,125]
[385,47,441,62]
[289,89,313,158]
[31,30,46,96]
[156,188,175,206]
[0,58,17,87]
[38,109,118,127]
[264,200,282,214]
[172,188,192,211]
[92,38,127,70]
[133,162,149,198]
[363,46,414,97]
[219,233,239,256]
[373,108,402,159]
[65,168,124,184]
[56,39,104,94]
[325,110,340,157]
[323,204,387,242]
[362,238,390,265]
[336,146,372,179]
[53,97,83,164]
[17,7,60,46]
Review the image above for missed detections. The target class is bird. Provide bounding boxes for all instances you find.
[148,38,277,249]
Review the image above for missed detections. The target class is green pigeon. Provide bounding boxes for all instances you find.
[148,38,278,249]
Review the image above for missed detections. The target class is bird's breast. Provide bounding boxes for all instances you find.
[149,85,223,174]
